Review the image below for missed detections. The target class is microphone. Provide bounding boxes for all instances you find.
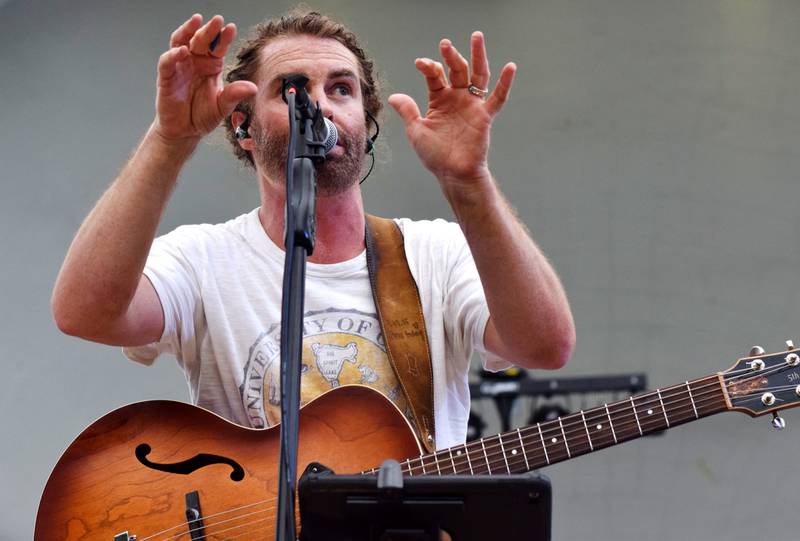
[322,118,338,155]
[282,74,337,157]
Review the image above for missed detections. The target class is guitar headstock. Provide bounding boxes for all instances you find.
[722,342,800,422]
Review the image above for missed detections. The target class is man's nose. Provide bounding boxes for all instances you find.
[309,88,334,119]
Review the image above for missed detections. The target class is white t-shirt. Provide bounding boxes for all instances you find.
[124,208,511,449]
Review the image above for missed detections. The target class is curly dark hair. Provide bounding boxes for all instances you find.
[223,8,381,168]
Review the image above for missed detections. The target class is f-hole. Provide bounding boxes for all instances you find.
[135,443,245,481]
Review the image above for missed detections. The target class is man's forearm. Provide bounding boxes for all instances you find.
[443,175,575,369]
[52,125,198,335]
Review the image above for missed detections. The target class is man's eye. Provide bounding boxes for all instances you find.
[333,84,351,96]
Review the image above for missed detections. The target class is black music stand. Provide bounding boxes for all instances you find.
[299,460,552,541]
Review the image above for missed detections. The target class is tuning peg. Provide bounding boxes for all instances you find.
[786,340,796,350]
[772,413,786,430]
[749,346,765,356]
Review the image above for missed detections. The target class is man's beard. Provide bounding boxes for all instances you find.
[251,120,365,197]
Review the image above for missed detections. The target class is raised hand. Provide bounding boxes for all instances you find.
[154,14,258,144]
[388,32,516,191]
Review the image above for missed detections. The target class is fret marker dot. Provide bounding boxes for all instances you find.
[456,450,462,456]
[596,424,603,430]
[511,449,518,455]
[551,437,558,443]
[647,409,653,415]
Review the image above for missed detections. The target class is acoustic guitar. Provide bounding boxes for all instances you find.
[35,344,800,540]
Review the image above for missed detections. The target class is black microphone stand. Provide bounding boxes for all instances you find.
[276,75,329,541]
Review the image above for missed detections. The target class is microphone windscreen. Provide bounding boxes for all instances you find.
[323,118,338,155]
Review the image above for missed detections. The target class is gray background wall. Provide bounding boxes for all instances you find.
[2,0,799,539]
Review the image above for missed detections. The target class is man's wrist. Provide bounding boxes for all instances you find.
[146,122,202,160]
[124,123,201,194]
[440,170,501,219]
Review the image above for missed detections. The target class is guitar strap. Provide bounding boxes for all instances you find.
[365,214,436,453]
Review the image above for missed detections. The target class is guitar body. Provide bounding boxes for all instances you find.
[35,385,421,541]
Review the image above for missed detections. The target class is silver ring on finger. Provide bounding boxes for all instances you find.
[467,84,489,99]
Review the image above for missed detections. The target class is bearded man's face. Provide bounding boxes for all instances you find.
[245,35,369,196]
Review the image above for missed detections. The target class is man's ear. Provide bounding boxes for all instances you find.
[231,111,254,151]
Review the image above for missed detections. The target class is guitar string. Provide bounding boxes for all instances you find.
[446,364,793,474]
[143,378,732,541]
[140,363,791,539]
[728,383,798,406]
[410,379,726,474]
[161,364,780,527]
[151,379,743,541]
[753,382,800,392]
[166,387,781,541]
[495,360,794,467]
[451,365,796,476]
[140,371,757,540]
[147,498,301,541]
[403,360,791,473]
[163,503,279,541]
[137,500,280,541]
[177,515,276,541]
[155,359,798,540]
[723,363,785,377]
[403,365,791,475]
[404,371,731,474]
[723,359,795,385]
[516,364,785,448]
[412,382,764,474]
[168,385,727,541]
[165,509,301,541]
[487,388,730,470]
[159,380,748,540]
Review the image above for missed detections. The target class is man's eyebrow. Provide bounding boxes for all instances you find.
[328,69,358,81]
[269,72,304,88]
[268,69,359,87]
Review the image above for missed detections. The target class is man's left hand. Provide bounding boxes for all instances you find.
[388,31,516,192]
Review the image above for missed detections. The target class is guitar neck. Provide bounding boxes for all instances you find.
[378,373,728,476]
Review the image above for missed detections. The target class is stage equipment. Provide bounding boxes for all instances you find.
[299,460,552,541]
[469,368,648,436]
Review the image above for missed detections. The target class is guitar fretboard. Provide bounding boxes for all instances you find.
[366,374,727,476]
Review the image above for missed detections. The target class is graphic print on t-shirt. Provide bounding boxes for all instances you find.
[239,307,410,428]
[311,342,357,387]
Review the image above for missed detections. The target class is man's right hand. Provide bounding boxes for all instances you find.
[52,14,259,346]
[154,14,258,144]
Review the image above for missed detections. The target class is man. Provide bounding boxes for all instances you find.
[51,9,575,449]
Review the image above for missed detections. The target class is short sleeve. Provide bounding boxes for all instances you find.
[123,226,203,366]
[442,225,514,372]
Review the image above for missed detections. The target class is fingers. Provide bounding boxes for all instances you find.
[410,33,515,116]
[439,39,469,88]
[388,94,422,127]
[170,14,236,59]
[415,58,448,93]
[437,33,491,90]
[470,31,491,90]
[209,23,237,58]
[157,45,189,82]
[189,15,225,56]
[424,33,494,93]
[486,62,516,116]
[170,14,203,48]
